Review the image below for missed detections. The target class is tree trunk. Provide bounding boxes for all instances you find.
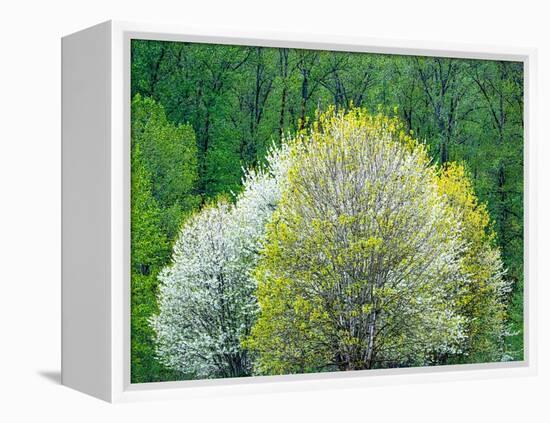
[365,310,377,369]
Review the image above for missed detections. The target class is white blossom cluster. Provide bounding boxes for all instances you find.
[150,143,290,378]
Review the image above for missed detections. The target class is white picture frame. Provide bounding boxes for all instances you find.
[61,20,538,403]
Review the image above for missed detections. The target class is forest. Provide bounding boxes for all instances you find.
[130,39,524,383]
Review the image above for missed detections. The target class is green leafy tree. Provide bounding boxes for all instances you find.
[132,94,199,238]
[131,144,178,382]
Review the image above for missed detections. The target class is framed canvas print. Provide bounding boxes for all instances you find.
[61,21,537,402]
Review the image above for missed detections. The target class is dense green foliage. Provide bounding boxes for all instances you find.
[131,39,524,382]
[132,95,200,238]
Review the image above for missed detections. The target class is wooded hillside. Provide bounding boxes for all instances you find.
[130,40,523,383]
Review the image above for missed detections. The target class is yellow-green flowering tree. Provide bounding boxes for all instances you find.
[436,163,509,363]
[246,108,507,374]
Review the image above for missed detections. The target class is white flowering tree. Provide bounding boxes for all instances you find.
[150,145,289,379]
